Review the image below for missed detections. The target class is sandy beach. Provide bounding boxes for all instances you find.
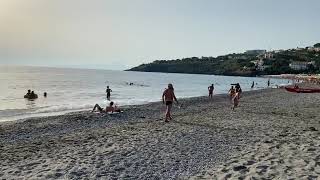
[1,85,320,179]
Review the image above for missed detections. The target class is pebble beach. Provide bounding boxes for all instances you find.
[1,85,320,179]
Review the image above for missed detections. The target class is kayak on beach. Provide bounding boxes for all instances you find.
[285,87,320,93]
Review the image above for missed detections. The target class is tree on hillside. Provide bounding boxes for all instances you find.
[314,43,320,48]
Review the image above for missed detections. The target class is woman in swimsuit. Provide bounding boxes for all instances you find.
[162,83,179,122]
[232,92,239,110]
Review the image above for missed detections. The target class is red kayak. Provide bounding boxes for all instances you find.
[285,87,320,93]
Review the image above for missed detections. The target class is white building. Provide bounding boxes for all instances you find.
[289,61,315,70]
[245,50,266,55]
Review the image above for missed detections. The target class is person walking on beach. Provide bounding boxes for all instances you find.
[208,84,214,98]
[106,86,112,100]
[228,86,236,101]
[232,92,240,110]
[235,83,242,98]
[162,83,179,122]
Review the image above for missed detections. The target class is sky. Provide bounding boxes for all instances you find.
[0,0,319,70]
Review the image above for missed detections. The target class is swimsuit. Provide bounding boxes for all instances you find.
[166,101,173,105]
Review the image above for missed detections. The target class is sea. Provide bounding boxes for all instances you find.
[0,66,291,122]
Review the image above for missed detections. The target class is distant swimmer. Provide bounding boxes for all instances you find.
[208,84,214,98]
[44,92,47,97]
[30,91,38,99]
[92,101,121,113]
[267,79,270,87]
[24,89,31,98]
[251,81,254,88]
[162,83,179,122]
[106,86,112,100]
[24,90,38,99]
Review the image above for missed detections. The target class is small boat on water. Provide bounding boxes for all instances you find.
[285,86,320,93]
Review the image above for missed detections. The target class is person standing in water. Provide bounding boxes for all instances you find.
[162,83,179,122]
[267,79,270,87]
[208,84,214,98]
[106,86,112,100]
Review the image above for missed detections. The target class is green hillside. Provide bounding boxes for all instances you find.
[127,44,320,76]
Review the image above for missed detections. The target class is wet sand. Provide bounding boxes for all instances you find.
[1,85,319,179]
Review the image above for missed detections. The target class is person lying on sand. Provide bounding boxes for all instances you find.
[92,101,121,113]
[162,83,179,122]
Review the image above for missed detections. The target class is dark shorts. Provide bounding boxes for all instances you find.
[209,91,213,94]
[107,93,111,97]
[165,101,173,105]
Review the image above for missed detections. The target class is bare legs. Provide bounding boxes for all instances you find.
[165,104,172,122]
[92,104,103,112]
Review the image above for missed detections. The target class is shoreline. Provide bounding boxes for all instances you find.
[0,87,270,123]
[1,86,319,179]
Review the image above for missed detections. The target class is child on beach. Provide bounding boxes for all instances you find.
[92,101,121,113]
[162,83,179,122]
[106,86,112,100]
[208,84,214,98]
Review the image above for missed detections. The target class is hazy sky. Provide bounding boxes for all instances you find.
[0,0,319,70]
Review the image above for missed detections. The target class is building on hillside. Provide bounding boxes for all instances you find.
[251,59,270,71]
[245,50,266,55]
[307,47,320,52]
[264,52,274,59]
[289,61,315,70]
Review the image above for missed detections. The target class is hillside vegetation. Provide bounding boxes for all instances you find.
[128,44,320,76]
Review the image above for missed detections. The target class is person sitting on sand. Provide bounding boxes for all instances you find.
[162,83,179,122]
[92,101,121,113]
[208,84,214,98]
[24,89,31,98]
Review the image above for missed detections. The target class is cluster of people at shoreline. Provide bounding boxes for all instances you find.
[92,81,246,121]
[23,78,273,121]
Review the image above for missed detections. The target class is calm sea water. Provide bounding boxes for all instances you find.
[0,66,290,121]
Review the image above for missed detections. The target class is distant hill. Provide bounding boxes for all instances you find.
[127,44,320,76]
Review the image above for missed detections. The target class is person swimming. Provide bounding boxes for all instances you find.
[24,89,31,98]
[162,83,179,122]
[92,101,121,113]
[29,91,38,99]
[24,90,38,99]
